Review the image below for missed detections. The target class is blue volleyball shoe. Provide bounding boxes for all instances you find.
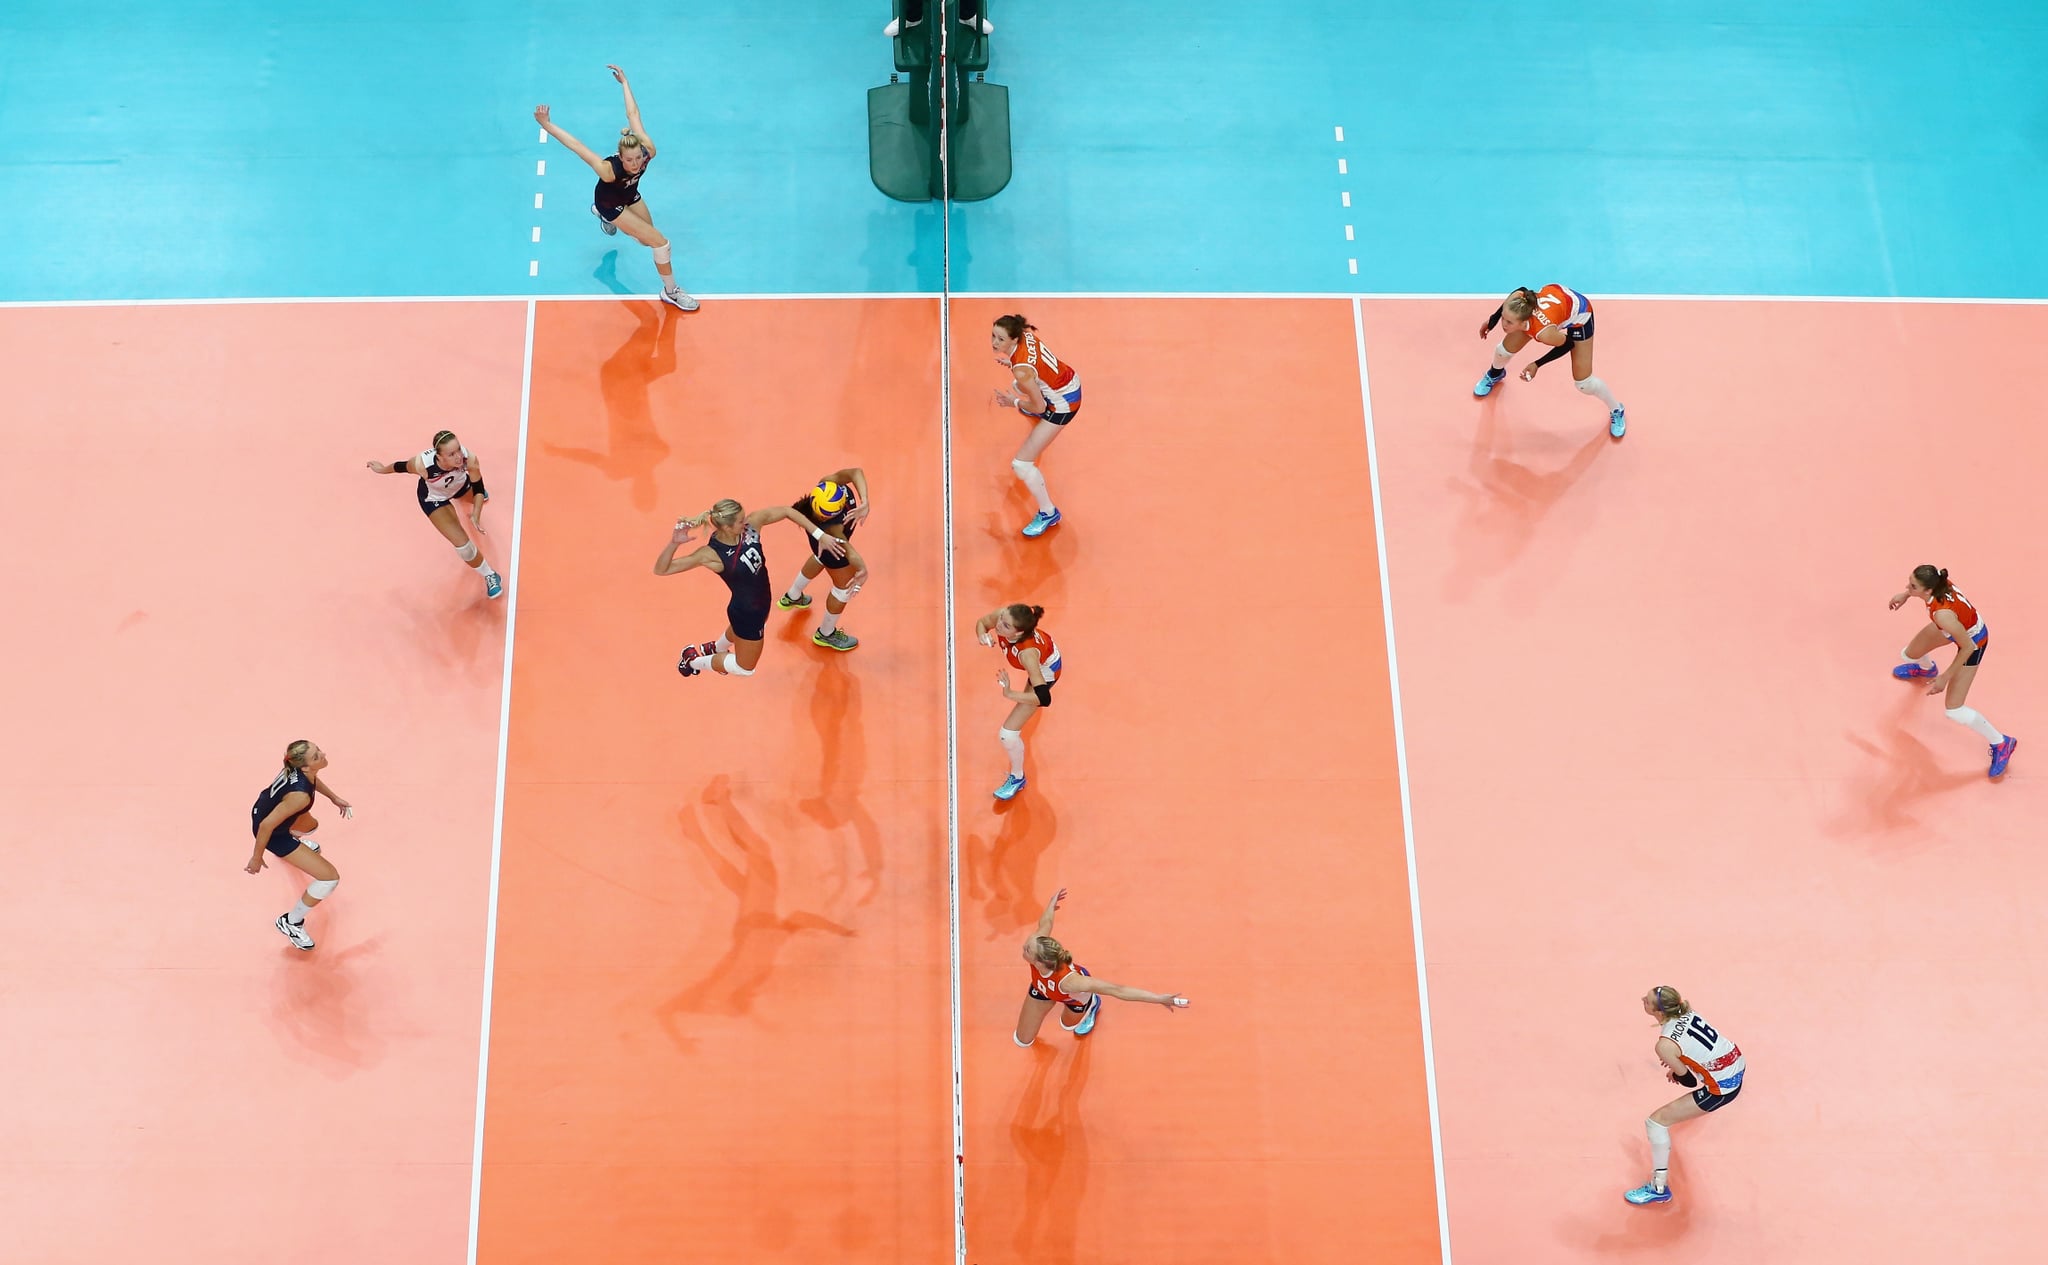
[1473,367,1506,397]
[1624,1183,1672,1206]
[1990,736,2018,778]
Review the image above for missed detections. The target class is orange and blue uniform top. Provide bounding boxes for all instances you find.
[1928,589,1986,645]
[1009,332,1082,415]
[1028,960,1093,1012]
[1000,627,1062,678]
[1522,283,1593,338]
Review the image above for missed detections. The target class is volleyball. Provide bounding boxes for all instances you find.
[810,479,853,519]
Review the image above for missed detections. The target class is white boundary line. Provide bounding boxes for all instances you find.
[465,298,536,1265]
[939,18,967,1263]
[6,291,2048,309]
[1352,297,1452,1264]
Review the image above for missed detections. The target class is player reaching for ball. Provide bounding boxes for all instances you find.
[989,314,1082,538]
[534,65,699,311]
[657,498,846,680]
[778,468,872,652]
[366,429,504,599]
[1473,284,1628,438]
[975,603,1062,801]
[1626,986,1745,1206]
[246,741,353,951]
[1014,889,1189,1047]
[1889,564,2018,777]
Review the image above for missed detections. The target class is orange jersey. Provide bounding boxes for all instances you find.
[1029,961,1092,1009]
[1000,627,1062,676]
[1009,331,1082,417]
[1522,283,1592,337]
[1928,590,1983,636]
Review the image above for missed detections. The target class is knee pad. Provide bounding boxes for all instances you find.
[829,586,853,604]
[1574,376,1601,394]
[456,540,480,562]
[1011,458,1038,480]
[652,242,672,265]
[721,654,755,677]
[1946,707,1975,725]
[998,727,1024,746]
[305,877,339,900]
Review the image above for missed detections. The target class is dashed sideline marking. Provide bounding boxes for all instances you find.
[1337,125,1354,278]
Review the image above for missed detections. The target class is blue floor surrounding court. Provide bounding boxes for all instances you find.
[2,1,2045,302]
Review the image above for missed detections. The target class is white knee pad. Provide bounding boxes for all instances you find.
[998,727,1025,749]
[652,242,672,265]
[829,586,854,604]
[1574,376,1601,394]
[721,654,755,677]
[456,540,480,562]
[305,877,339,900]
[1945,707,1975,726]
[1011,458,1040,483]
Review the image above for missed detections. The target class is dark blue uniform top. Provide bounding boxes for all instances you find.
[594,152,650,212]
[710,525,772,611]
[252,766,313,854]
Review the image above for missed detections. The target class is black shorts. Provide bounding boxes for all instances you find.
[593,195,642,223]
[1564,312,1596,343]
[1031,402,1081,426]
[811,526,858,568]
[417,482,474,516]
[261,828,304,858]
[1953,626,1990,667]
[726,600,770,643]
[1693,1081,1741,1112]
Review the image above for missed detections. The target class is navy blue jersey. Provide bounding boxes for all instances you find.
[252,766,313,836]
[594,152,651,211]
[710,524,771,609]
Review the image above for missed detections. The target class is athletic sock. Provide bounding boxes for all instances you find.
[999,728,1026,777]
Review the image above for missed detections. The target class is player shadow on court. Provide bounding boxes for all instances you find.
[1443,402,1609,604]
[965,794,1061,941]
[974,496,1077,613]
[1007,1037,1094,1262]
[1829,691,1984,844]
[655,776,856,1055]
[270,931,387,1074]
[396,576,499,676]
[540,292,678,512]
[781,638,886,908]
[1551,1131,1698,1251]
